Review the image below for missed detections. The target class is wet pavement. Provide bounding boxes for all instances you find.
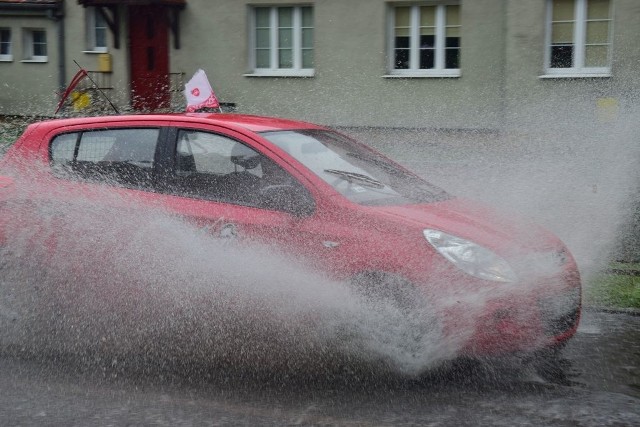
[0,310,638,426]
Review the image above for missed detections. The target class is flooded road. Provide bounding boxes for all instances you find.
[0,310,638,426]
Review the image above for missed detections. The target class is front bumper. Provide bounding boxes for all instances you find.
[443,276,581,357]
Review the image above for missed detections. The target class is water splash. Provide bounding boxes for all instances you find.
[347,104,640,283]
[0,183,460,378]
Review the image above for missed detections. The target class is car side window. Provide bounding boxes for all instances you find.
[176,131,263,178]
[50,128,160,189]
[171,130,314,214]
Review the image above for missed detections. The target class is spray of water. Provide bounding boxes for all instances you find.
[0,173,465,379]
[346,104,640,283]
[1,103,635,382]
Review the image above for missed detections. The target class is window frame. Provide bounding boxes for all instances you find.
[85,6,109,53]
[246,5,314,78]
[0,28,12,61]
[543,0,613,78]
[22,28,47,62]
[386,2,461,78]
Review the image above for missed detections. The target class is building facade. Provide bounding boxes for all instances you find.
[0,0,638,130]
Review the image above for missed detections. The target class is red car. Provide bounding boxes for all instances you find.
[0,113,580,368]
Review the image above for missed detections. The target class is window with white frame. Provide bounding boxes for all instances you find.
[86,6,108,52]
[389,3,460,77]
[0,28,11,61]
[545,0,612,76]
[250,5,314,76]
[22,28,47,62]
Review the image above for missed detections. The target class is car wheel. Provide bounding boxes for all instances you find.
[348,271,446,375]
[529,344,573,384]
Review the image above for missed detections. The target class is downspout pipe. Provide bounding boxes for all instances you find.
[47,1,66,108]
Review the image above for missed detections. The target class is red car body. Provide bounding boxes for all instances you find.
[0,113,581,360]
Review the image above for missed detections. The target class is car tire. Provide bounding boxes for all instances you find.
[529,344,573,384]
[348,271,448,375]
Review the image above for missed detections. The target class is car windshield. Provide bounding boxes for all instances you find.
[260,129,449,206]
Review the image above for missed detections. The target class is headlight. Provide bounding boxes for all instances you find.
[423,229,517,283]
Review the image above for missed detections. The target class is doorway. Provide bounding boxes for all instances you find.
[129,5,170,111]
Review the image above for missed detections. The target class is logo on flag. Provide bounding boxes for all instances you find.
[184,69,220,112]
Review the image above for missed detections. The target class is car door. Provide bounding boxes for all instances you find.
[154,125,320,252]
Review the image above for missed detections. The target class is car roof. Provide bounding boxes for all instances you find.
[28,113,326,134]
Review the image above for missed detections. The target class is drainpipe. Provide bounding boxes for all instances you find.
[47,1,66,108]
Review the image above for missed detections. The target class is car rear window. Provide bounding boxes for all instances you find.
[50,128,160,189]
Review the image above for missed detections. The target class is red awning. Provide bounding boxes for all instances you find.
[0,1,60,4]
[77,0,185,6]
[77,0,185,49]
[0,0,61,7]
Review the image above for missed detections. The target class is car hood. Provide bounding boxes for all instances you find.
[371,197,561,254]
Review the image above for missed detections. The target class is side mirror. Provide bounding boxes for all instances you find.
[259,184,315,217]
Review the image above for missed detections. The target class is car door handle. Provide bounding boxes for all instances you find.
[199,220,239,239]
[322,240,340,249]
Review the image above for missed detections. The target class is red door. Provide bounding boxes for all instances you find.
[129,5,170,112]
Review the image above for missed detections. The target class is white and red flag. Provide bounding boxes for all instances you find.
[184,69,220,112]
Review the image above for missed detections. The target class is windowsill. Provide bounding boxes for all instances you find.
[540,71,611,79]
[383,70,461,78]
[244,69,315,78]
[0,57,13,62]
[83,49,109,54]
[21,58,48,63]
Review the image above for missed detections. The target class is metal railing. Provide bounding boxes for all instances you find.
[77,71,186,92]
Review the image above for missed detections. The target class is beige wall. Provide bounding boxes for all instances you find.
[0,0,638,131]
[502,0,640,132]
[172,0,507,129]
[0,14,60,116]
[62,4,131,111]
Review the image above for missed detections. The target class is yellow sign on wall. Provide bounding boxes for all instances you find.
[97,54,112,73]
[596,97,618,122]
